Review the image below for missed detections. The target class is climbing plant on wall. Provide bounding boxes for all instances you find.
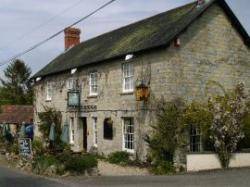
[38,106,62,145]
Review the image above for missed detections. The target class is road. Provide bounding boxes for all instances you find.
[1,165,250,187]
[0,166,65,187]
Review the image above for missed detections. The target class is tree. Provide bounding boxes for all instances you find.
[0,59,33,105]
[208,83,250,168]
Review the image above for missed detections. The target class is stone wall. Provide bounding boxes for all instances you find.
[33,3,250,160]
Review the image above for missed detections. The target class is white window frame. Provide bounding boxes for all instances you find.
[67,78,75,90]
[69,117,75,145]
[122,117,135,153]
[93,117,98,147]
[189,125,202,152]
[122,62,134,93]
[46,81,52,101]
[89,72,98,96]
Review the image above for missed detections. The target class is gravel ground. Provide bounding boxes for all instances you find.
[62,167,250,187]
[97,160,149,176]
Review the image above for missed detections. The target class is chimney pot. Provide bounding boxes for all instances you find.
[64,27,81,50]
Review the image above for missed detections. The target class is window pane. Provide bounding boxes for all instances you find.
[123,118,134,150]
[122,63,134,91]
[190,125,201,152]
[104,118,113,140]
[90,72,98,95]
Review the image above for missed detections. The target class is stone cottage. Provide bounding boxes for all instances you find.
[32,0,250,161]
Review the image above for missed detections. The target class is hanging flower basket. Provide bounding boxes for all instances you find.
[135,84,150,101]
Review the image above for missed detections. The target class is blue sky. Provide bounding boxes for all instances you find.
[0,0,249,76]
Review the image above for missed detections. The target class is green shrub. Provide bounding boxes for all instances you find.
[38,107,62,144]
[108,151,130,165]
[238,114,250,150]
[145,99,186,163]
[64,154,97,174]
[32,138,45,155]
[55,149,72,163]
[32,155,59,174]
[150,161,174,175]
[7,141,19,155]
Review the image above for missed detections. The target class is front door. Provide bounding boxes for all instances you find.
[81,117,87,151]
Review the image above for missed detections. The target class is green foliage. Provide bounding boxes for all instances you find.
[145,98,186,163]
[0,59,33,105]
[32,138,46,156]
[208,83,249,168]
[150,160,174,175]
[32,155,59,175]
[64,154,97,174]
[6,141,19,155]
[38,107,62,144]
[238,114,250,150]
[183,102,213,151]
[108,151,130,165]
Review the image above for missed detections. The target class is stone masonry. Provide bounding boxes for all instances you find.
[34,4,250,161]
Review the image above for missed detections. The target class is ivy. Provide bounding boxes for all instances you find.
[38,106,62,145]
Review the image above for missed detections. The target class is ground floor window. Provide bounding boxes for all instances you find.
[69,117,75,144]
[103,118,113,140]
[123,118,135,152]
[93,117,97,147]
[190,125,202,152]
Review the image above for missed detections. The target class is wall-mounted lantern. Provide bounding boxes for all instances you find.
[135,84,150,101]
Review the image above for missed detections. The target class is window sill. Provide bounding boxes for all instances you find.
[120,91,134,96]
[45,99,52,102]
[88,95,98,99]
[123,148,135,154]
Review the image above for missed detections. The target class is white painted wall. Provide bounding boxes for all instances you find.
[187,153,250,172]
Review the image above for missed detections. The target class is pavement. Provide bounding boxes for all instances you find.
[1,165,250,187]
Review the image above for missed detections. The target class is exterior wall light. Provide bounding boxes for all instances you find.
[71,68,77,74]
[125,54,134,61]
[36,77,42,82]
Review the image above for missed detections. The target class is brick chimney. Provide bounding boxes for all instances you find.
[64,27,81,50]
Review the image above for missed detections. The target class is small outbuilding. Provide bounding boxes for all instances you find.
[0,105,33,136]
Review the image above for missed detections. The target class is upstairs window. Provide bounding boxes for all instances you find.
[89,72,98,96]
[122,63,134,92]
[67,78,74,90]
[46,81,52,101]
